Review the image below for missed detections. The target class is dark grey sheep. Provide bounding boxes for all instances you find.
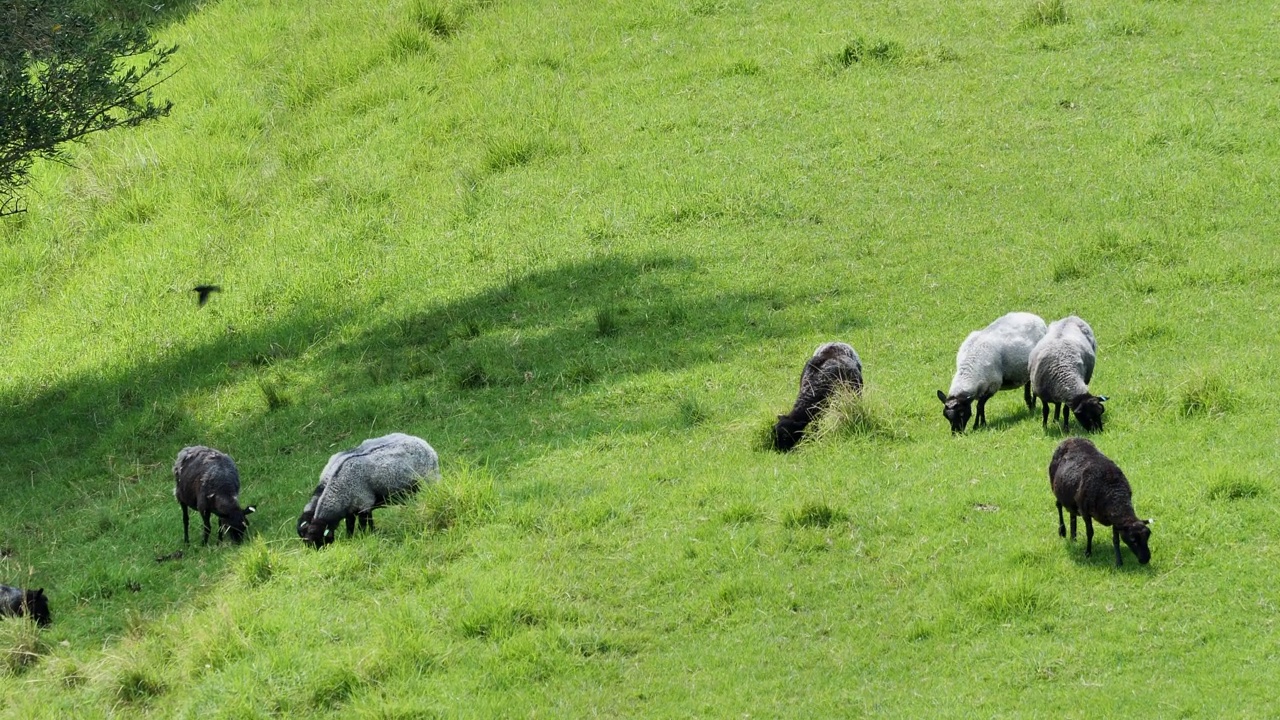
[0,584,50,627]
[936,312,1047,434]
[303,433,439,548]
[1030,315,1107,432]
[1049,437,1151,566]
[771,342,863,452]
[173,446,256,545]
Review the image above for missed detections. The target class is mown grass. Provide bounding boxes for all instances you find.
[1,0,1279,716]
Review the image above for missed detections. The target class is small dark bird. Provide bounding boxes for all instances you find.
[193,285,222,307]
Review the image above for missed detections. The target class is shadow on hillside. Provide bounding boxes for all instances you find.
[0,252,809,634]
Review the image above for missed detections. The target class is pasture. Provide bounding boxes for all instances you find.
[0,0,1277,715]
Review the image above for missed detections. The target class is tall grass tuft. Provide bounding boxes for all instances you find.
[0,619,44,677]
[782,500,847,529]
[1179,372,1236,418]
[414,463,498,532]
[811,385,907,443]
[1022,0,1068,28]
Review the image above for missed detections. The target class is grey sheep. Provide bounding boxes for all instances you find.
[173,446,256,544]
[296,482,372,540]
[936,312,1047,433]
[1029,315,1107,432]
[771,342,863,452]
[1049,437,1151,566]
[0,584,50,627]
[303,433,439,548]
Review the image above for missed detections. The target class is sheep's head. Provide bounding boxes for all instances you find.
[213,494,255,543]
[1071,394,1107,432]
[937,391,972,434]
[23,588,50,627]
[304,521,335,549]
[771,415,808,452]
[1120,520,1151,565]
[297,510,314,539]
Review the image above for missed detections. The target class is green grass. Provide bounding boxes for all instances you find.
[2,0,1280,716]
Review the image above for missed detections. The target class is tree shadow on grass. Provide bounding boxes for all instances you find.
[0,252,806,637]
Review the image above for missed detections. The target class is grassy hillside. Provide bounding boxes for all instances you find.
[1,0,1278,715]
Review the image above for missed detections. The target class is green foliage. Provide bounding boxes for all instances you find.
[0,0,176,216]
[1022,0,1068,28]
[0,619,44,677]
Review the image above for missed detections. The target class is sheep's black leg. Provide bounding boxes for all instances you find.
[345,514,356,537]
[1041,402,1050,426]
[365,511,375,533]
[1056,503,1066,537]
[1025,382,1035,411]
[1112,528,1123,566]
[200,511,212,546]
[1084,515,1094,557]
[182,505,191,544]
[1070,512,1077,540]
[1053,403,1061,421]
[975,396,987,428]
[1063,406,1071,432]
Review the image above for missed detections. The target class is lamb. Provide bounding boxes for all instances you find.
[173,446,256,545]
[0,585,50,627]
[302,432,439,548]
[936,312,1047,433]
[1049,437,1151,566]
[771,342,863,452]
[1029,315,1107,432]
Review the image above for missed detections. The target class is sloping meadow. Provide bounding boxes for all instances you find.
[1,0,1278,715]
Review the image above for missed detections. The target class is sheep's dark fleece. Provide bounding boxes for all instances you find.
[771,342,863,452]
[0,584,50,627]
[174,445,256,545]
[1049,437,1151,566]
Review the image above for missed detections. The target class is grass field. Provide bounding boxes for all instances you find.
[1,0,1279,715]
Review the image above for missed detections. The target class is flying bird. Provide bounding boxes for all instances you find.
[192,285,222,307]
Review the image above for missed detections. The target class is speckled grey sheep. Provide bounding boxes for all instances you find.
[771,342,863,452]
[296,482,371,540]
[1029,315,1107,432]
[303,433,439,548]
[1049,437,1151,566]
[173,446,256,544]
[936,312,1047,433]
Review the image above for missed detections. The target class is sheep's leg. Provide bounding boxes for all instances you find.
[1062,405,1071,432]
[1070,512,1077,540]
[182,505,191,544]
[1053,403,1061,421]
[345,514,356,537]
[1041,402,1050,426]
[1024,382,1035,411]
[365,511,375,533]
[1083,515,1094,557]
[976,395,989,428]
[200,511,213,546]
[1112,528,1123,567]
[1056,503,1066,538]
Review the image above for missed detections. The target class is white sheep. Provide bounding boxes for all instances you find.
[936,312,1047,433]
[1029,315,1107,431]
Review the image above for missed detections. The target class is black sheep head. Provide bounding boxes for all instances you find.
[23,589,50,627]
[214,495,255,543]
[937,390,972,434]
[297,510,314,539]
[1071,395,1107,432]
[1120,520,1151,565]
[771,415,808,452]
[304,521,336,549]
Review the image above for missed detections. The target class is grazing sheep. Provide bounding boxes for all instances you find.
[303,433,439,548]
[1049,437,1151,566]
[173,446,256,545]
[1029,315,1107,432]
[771,342,864,452]
[0,585,50,627]
[296,482,370,540]
[936,312,1047,433]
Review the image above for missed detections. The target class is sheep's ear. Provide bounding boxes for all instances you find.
[34,589,44,596]
[323,528,332,537]
[1098,396,1109,403]
[245,505,257,515]
[936,390,947,403]
[1144,518,1153,525]
[206,492,216,499]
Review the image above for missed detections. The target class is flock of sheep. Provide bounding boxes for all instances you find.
[770,312,1151,567]
[0,312,1151,627]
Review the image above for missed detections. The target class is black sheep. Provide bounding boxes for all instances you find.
[174,446,256,545]
[1049,437,1151,566]
[0,584,50,627]
[771,342,863,452]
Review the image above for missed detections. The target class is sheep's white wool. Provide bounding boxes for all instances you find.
[1029,315,1097,404]
[310,433,439,529]
[946,312,1048,399]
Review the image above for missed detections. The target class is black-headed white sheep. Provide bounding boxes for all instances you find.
[173,445,256,545]
[1030,315,1107,432]
[0,584,50,627]
[771,342,863,452]
[936,312,1047,433]
[302,433,439,548]
[1049,437,1151,566]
